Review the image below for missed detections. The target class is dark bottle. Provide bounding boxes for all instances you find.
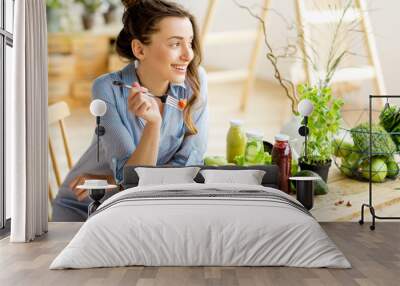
[271,134,292,194]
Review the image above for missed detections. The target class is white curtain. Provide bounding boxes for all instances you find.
[8,0,48,242]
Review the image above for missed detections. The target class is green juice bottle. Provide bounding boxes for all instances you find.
[226,120,247,163]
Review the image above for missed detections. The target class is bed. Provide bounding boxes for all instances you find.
[50,165,351,269]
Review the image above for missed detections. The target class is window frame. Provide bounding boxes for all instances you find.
[1,0,14,234]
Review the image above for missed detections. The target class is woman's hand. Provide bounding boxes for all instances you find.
[69,174,117,202]
[128,82,162,125]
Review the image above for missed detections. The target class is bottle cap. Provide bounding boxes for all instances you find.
[230,119,243,126]
[275,133,290,142]
[246,130,263,140]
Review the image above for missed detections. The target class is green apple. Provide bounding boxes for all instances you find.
[204,156,228,166]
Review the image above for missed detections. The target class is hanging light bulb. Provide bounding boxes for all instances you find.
[89,99,107,162]
[298,99,314,117]
[90,99,107,117]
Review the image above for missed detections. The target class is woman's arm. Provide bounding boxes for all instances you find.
[167,67,209,165]
[91,76,161,183]
[124,82,162,165]
[125,120,161,165]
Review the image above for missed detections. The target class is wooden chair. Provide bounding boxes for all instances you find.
[48,101,73,204]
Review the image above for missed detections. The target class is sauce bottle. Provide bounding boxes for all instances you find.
[271,134,292,194]
[226,120,246,163]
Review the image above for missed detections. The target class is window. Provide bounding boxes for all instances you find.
[1,0,14,234]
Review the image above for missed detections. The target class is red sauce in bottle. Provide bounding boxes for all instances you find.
[271,134,292,194]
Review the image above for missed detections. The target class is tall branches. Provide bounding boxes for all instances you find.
[233,0,299,114]
[233,0,363,113]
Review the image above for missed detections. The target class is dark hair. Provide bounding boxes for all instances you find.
[116,0,203,135]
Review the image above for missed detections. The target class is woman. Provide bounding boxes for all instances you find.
[52,0,208,222]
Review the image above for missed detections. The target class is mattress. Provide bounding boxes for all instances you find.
[50,183,351,269]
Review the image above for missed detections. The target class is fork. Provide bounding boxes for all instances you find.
[112,80,186,111]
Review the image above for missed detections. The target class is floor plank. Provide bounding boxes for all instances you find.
[1,222,399,286]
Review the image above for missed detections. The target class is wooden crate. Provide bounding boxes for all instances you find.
[48,54,75,80]
[72,80,92,102]
[48,33,72,54]
[72,36,110,80]
[48,79,71,104]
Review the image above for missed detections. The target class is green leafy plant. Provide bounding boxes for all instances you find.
[74,0,102,14]
[298,84,344,165]
[46,0,63,9]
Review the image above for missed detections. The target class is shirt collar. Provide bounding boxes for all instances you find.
[120,61,187,92]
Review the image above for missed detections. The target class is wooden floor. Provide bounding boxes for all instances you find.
[1,222,399,286]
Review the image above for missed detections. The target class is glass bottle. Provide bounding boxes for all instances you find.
[271,134,292,194]
[226,120,247,163]
[244,131,265,165]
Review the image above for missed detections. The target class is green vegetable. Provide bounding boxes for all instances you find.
[339,164,353,177]
[339,151,362,177]
[244,140,265,164]
[233,151,272,166]
[204,156,228,166]
[350,123,396,157]
[332,139,353,158]
[386,159,399,178]
[360,158,387,182]
[379,105,400,150]
[291,159,299,176]
[233,155,245,166]
[293,170,328,195]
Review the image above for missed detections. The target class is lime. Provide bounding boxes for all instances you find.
[386,160,399,178]
[361,158,387,182]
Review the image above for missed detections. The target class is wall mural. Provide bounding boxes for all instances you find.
[46,0,400,224]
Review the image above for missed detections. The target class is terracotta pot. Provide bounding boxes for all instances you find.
[82,13,95,30]
[103,6,117,24]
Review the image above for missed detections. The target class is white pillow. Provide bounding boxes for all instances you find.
[135,167,201,186]
[200,169,266,185]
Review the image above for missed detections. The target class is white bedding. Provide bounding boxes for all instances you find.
[50,183,351,269]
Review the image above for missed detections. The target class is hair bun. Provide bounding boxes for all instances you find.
[121,0,140,8]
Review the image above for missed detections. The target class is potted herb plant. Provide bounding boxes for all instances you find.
[297,84,344,181]
[234,0,358,182]
[103,0,119,24]
[46,0,64,32]
[75,0,102,30]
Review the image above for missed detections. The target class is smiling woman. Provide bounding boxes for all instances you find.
[51,0,209,222]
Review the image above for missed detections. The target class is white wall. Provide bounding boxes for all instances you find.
[368,0,400,94]
[62,0,400,93]
[178,0,400,94]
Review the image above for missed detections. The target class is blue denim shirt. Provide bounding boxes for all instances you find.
[90,62,208,183]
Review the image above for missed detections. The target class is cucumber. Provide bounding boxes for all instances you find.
[245,141,263,162]
[245,145,258,160]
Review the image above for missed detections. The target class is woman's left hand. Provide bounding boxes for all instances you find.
[69,174,117,201]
